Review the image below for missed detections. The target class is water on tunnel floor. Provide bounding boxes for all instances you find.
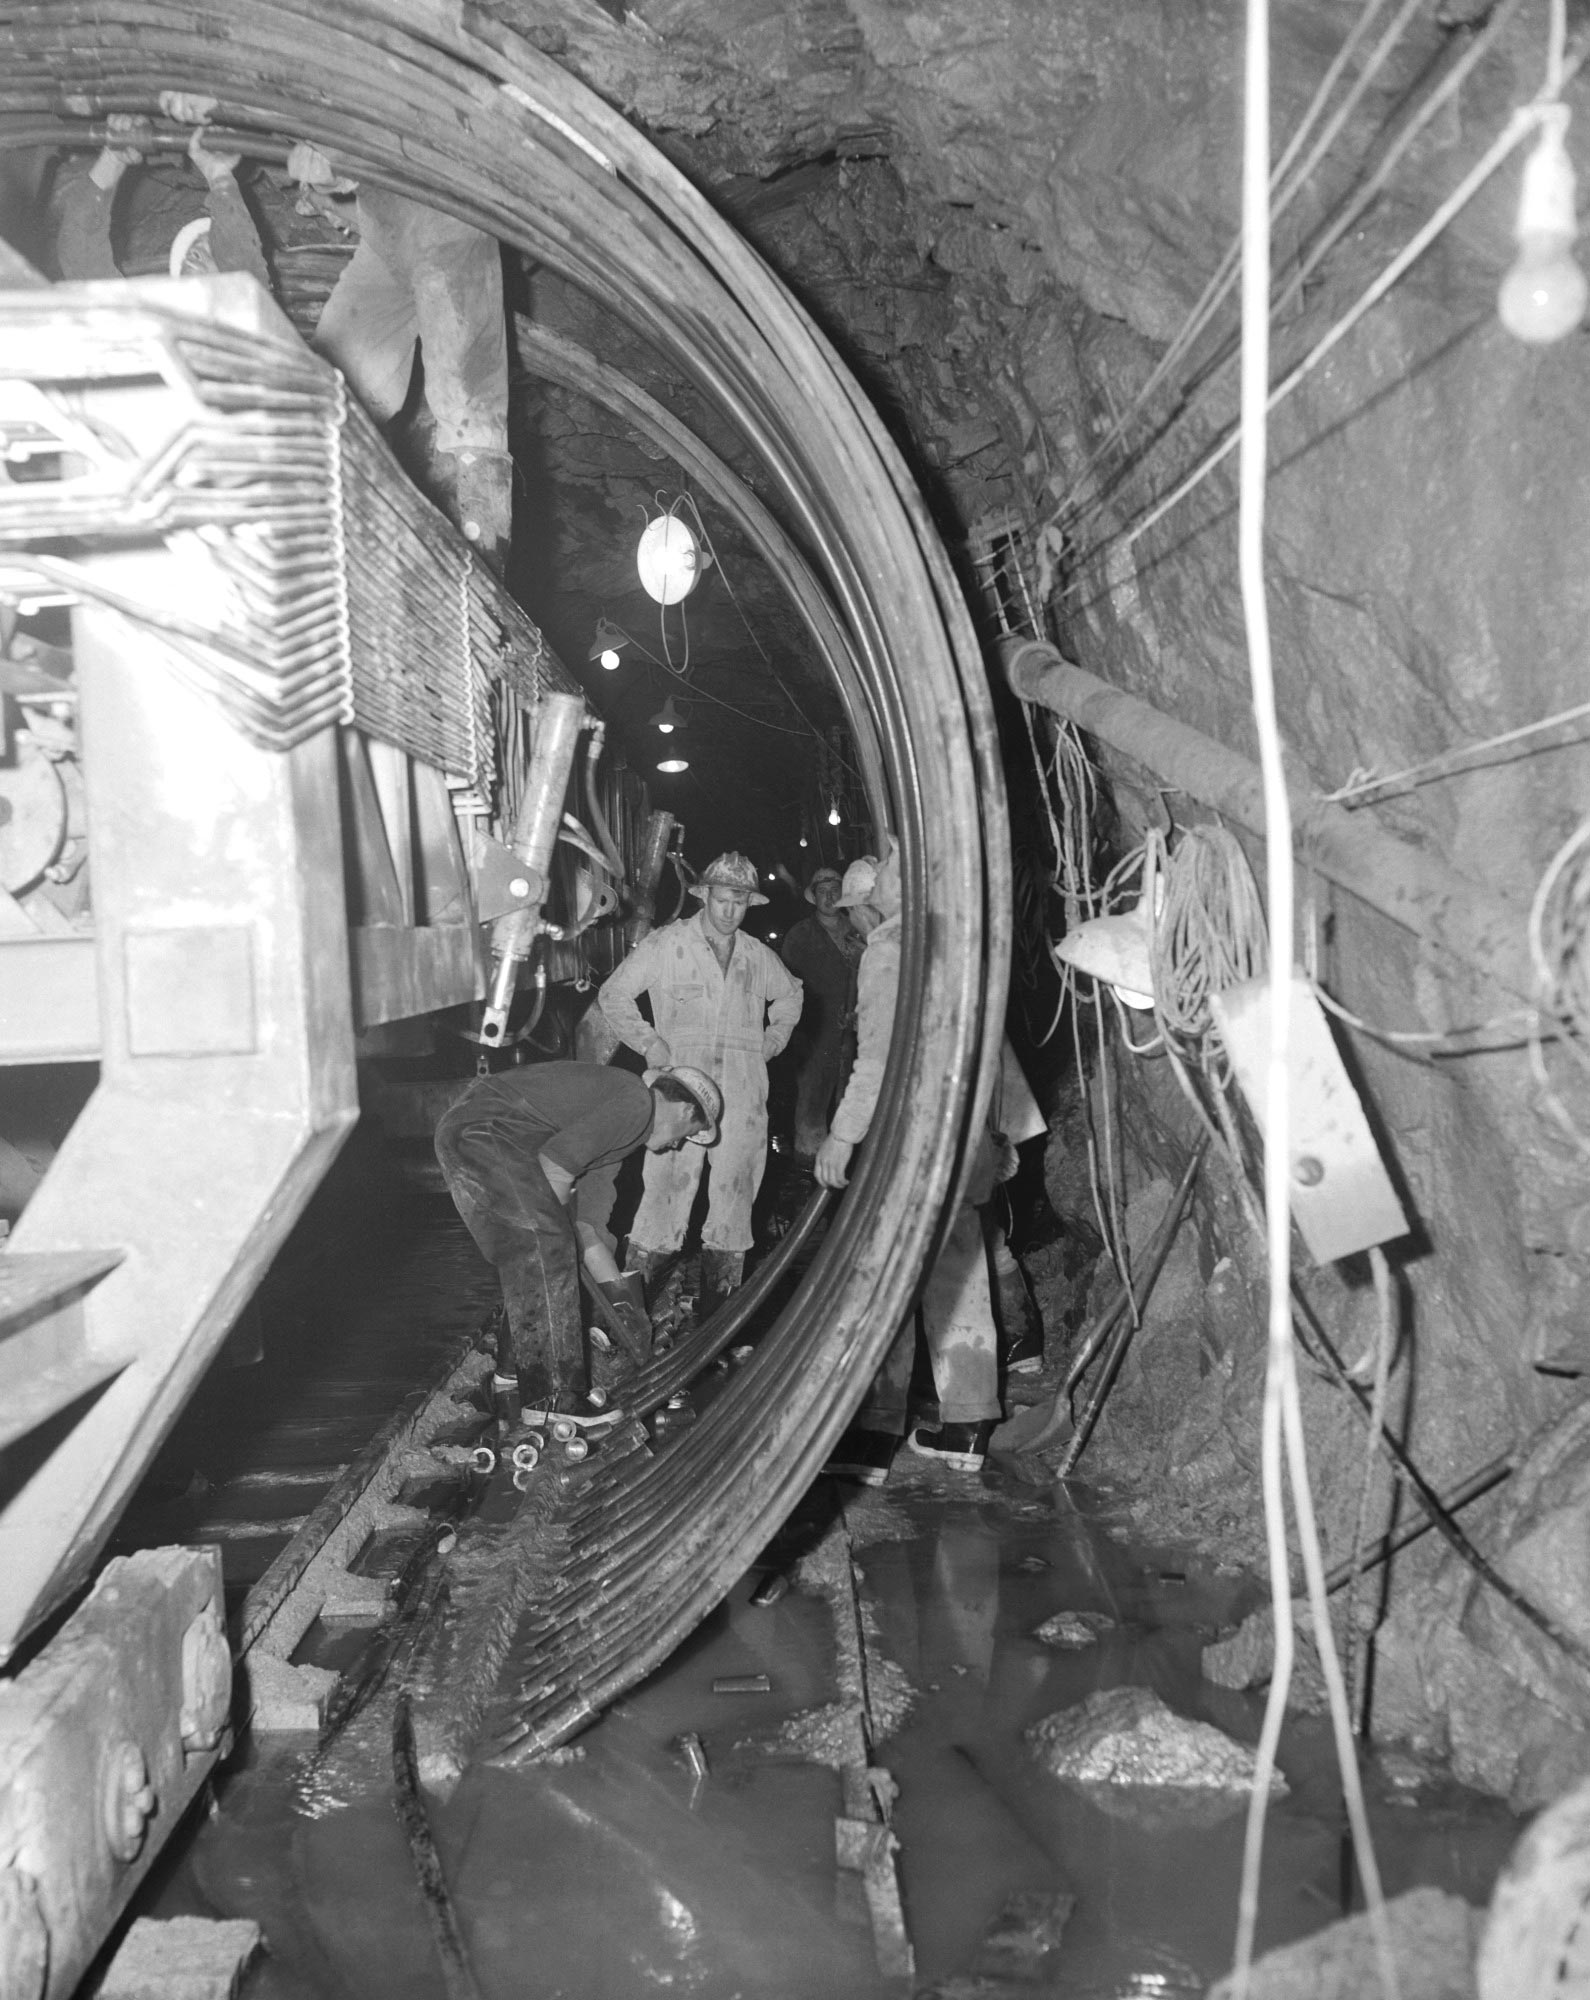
[138,1467,1523,2000]
[109,1141,1523,1997]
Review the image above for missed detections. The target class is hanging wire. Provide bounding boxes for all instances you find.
[1065,19,1587,606]
[1228,5,1398,1993]
[1051,0,1420,531]
[1527,810,1590,1157]
[1322,696,1590,807]
[667,488,861,779]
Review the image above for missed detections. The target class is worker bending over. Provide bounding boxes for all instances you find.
[435,1061,721,1425]
[597,851,803,1321]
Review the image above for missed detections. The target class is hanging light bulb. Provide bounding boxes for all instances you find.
[649,695,685,734]
[1499,107,1589,345]
[656,756,689,774]
[587,617,629,670]
[637,514,704,605]
[827,800,841,827]
[798,834,809,848]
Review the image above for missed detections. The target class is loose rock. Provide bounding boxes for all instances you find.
[1026,1685,1285,1801]
[1033,1608,1114,1649]
[1207,1885,1482,2000]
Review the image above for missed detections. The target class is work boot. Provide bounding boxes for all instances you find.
[595,1270,653,1367]
[996,1254,1045,1376]
[445,447,513,569]
[625,1242,677,1308]
[697,1248,744,1324]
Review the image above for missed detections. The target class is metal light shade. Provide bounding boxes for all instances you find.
[587,617,628,668]
[650,695,685,733]
[637,514,703,605]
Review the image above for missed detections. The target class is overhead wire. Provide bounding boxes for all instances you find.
[1067,24,1584,602]
[1052,0,1415,530]
[1323,696,1590,806]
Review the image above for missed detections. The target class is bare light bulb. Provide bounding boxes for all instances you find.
[827,804,841,827]
[798,836,808,848]
[656,756,689,774]
[600,647,621,671]
[1500,112,1588,345]
[657,718,674,734]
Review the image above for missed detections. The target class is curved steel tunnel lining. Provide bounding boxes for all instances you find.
[0,0,1012,1735]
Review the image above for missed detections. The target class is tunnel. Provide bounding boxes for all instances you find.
[1,1,1589,1995]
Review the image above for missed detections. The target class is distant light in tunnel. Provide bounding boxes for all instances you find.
[798,836,808,848]
[827,803,841,827]
[656,757,689,774]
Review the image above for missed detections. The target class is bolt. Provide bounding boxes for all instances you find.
[510,876,530,898]
[1293,1154,1325,1187]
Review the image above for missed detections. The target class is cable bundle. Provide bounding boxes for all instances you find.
[1528,812,1590,1156]
[1146,823,1269,1070]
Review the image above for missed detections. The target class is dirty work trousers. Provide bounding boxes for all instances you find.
[313,189,508,456]
[791,1027,852,1162]
[630,1082,767,1257]
[434,1095,585,1408]
[858,1201,1000,1430]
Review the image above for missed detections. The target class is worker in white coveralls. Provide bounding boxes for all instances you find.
[597,851,804,1320]
[816,847,1005,1479]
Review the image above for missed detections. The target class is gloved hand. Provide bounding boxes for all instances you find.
[188,126,242,190]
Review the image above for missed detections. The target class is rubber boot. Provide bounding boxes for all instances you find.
[596,1270,652,1367]
[446,446,514,569]
[697,1248,744,1324]
[625,1241,676,1308]
[995,1245,1045,1376]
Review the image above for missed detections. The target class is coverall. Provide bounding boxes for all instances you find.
[830,913,1001,1429]
[598,911,802,1255]
[779,911,862,1159]
[434,1063,654,1406]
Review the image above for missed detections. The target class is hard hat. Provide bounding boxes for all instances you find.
[804,867,843,903]
[833,855,880,909]
[645,1064,723,1145]
[689,851,768,906]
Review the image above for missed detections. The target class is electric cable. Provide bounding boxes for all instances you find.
[1344,1245,1398,1728]
[1325,697,1590,806]
[1228,8,1397,1995]
[1052,0,1418,529]
[1070,33,1584,597]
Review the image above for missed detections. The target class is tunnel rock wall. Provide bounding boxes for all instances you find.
[511,0,1590,1780]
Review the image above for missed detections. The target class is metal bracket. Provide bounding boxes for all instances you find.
[469,828,544,924]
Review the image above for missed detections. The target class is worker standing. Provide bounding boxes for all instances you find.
[597,851,803,1320]
[816,848,1004,1479]
[435,1061,721,1428]
[779,865,864,1167]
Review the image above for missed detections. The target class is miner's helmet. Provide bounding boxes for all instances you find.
[804,866,844,904]
[643,1064,723,1146]
[689,851,769,906]
[833,855,881,909]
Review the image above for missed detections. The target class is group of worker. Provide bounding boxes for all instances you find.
[435,841,1046,1484]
